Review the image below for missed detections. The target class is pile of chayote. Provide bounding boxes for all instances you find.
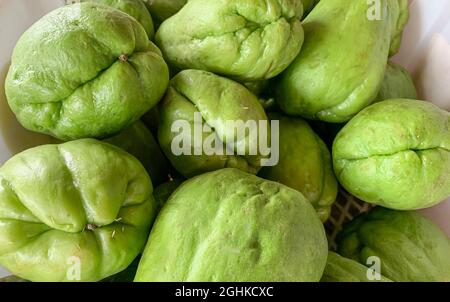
[0,0,449,282]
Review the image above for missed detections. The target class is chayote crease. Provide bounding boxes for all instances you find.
[5,3,169,140]
[158,69,270,178]
[333,99,450,210]
[155,0,305,82]
[0,139,157,282]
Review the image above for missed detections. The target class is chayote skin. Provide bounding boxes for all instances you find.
[104,121,170,186]
[302,0,319,16]
[153,178,184,209]
[5,3,169,140]
[333,99,450,210]
[135,168,328,282]
[275,0,409,123]
[158,69,270,178]
[81,0,155,39]
[155,0,304,82]
[321,252,392,282]
[141,106,160,136]
[259,114,337,222]
[376,62,417,102]
[143,0,187,26]
[0,139,157,282]
[0,256,142,283]
[337,208,450,282]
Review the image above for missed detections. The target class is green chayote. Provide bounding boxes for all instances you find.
[155,0,304,81]
[143,0,187,26]
[0,139,157,282]
[81,0,155,39]
[333,99,450,210]
[105,121,170,186]
[141,107,160,136]
[259,114,337,222]
[5,3,169,140]
[275,0,409,123]
[337,208,450,282]
[135,168,328,282]
[158,69,270,178]
[376,61,417,102]
[153,178,184,208]
[302,0,319,16]
[1,256,142,282]
[321,252,392,282]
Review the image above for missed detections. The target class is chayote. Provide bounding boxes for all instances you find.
[5,3,169,140]
[81,0,155,39]
[134,168,328,281]
[158,69,270,178]
[141,106,160,136]
[275,0,409,123]
[337,207,450,282]
[104,121,170,186]
[321,252,392,282]
[302,0,319,16]
[259,113,337,222]
[153,178,184,209]
[376,62,417,102]
[143,0,187,26]
[0,139,157,282]
[0,256,142,283]
[333,99,450,210]
[155,0,304,82]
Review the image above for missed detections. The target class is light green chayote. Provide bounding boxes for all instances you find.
[376,62,417,102]
[5,3,169,140]
[337,208,450,282]
[321,252,392,282]
[275,0,409,123]
[143,0,187,26]
[104,121,170,186]
[155,0,305,81]
[135,168,328,281]
[81,0,155,39]
[158,69,270,178]
[0,139,157,282]
[259,114,337,222]
[333,99,450,210]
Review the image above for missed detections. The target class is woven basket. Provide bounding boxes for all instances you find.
[325,191,373,250]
